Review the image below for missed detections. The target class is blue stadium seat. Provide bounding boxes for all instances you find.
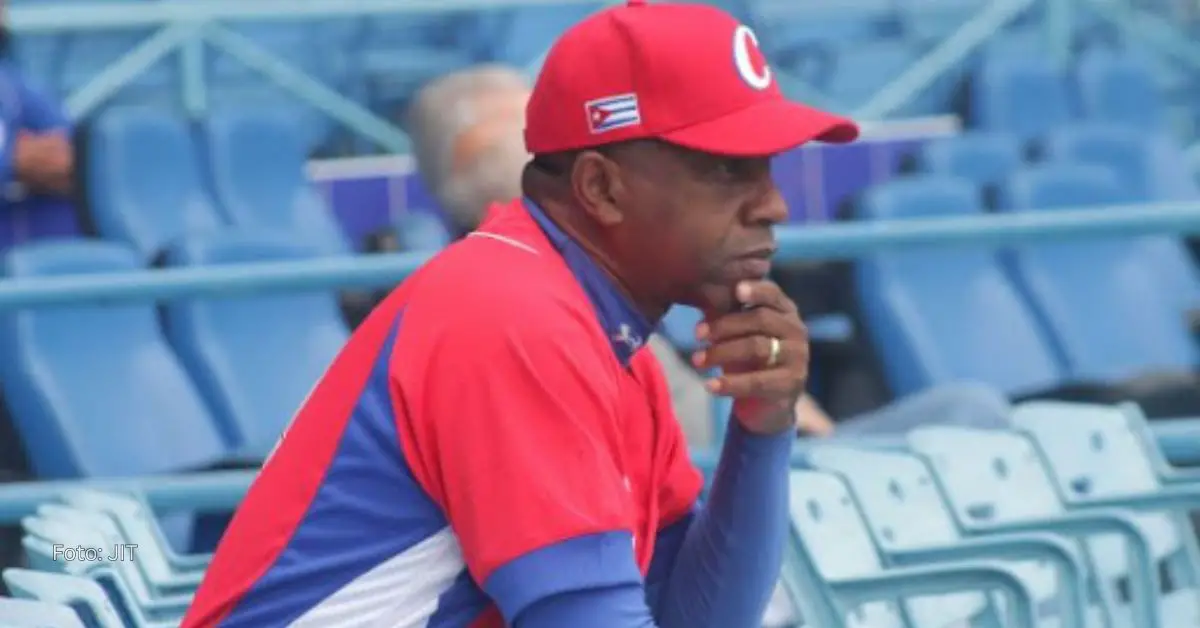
[1044,124,1200,202]
[997,163,1200,380]
[1076,48,1166,132]
[162,233,349,455]
[784,469,1040,628]
[854,176,1066,396]
[201,108,352,256]
[808,445,1095,627]
[0,241,228,478]
[87,106,226,261]
[0,597,85,627]
[971,49,1076,141]
[917,131,1024,189]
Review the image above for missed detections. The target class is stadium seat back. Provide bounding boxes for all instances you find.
[1012,404,1200,575]
[1045,125,1199,202]
[61,490,212,576]
[807,446,1024,622]
[1011,402,1165,501]
[1076,49,1165,132]
[917,132,1024,189]
[908,426,1080,526]
[163,233,349,452]
[786,470,909,628]
[2,569,126,628]
[998,164,1200,380]
[202,108,351,256]
[855,177,1065,395]
[971,51,1075,139]
[87,106,224,261]
[0,242,227,478]
[0,597,85,627]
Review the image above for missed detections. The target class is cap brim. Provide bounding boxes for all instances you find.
[659,98,859,157]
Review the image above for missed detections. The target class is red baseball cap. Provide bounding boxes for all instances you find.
[524,0,859,157]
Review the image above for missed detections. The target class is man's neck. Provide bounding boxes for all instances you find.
[536,198,668,323]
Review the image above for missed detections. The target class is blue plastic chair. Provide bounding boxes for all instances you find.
[908,425,1197,626]
[854,176,1066,396]
[997,163,1200,381]
[807,445,1091,627]
[1011,401,1200,589]
[783,469,1039,627]
[3,568,138,628]
[917,132,1024,190]
[60,490,212,575]
[20,516,192,622]
[0,597,85,628]
[36,502,201,597]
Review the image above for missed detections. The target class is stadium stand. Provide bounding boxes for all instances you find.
[0,0,1197,625]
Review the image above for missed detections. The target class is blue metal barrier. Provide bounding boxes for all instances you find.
[0,202,1196,310]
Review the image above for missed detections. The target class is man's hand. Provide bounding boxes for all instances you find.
[691,280,809,436]
[14,130,74,194]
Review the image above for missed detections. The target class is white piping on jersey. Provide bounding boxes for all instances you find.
[287,527,466,627]
[467,231,540,256]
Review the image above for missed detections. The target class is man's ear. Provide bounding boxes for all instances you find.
[571,150,627,227]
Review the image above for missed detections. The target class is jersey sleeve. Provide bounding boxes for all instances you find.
[393,299,642,622]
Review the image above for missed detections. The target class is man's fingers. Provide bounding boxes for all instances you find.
[707,369,805,399]
[693,336,804,372]
[696,306,805,344]
[734,280,797,314]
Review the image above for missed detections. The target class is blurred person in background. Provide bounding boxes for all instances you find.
[0,1,73,200]
[406,65,1013,450]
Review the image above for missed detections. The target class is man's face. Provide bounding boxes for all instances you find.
[602,140,788,315]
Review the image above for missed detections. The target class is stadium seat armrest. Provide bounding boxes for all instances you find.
[887,533,1086,628]
[168,550,213,572]
[1153,417,1200,470]
[965,509,1159,627]
[1078,484,1200,513]
[829,561,1038,628]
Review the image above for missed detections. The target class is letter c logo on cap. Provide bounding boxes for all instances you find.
[733,25,771,91]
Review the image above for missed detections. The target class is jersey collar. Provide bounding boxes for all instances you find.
[523,198,655,365]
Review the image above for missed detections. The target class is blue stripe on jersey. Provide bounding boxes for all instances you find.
[220,312,488,626]
[484,531,644,624]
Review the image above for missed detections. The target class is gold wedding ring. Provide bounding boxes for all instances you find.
[767,336,781,368]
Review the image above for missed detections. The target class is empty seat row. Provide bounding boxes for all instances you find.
[86,105,352,263]
[5,401,1200,626]
[0,235,347,479]
[918,125,1200,202]
[855,166,1199,397]
[972,46,1175,141]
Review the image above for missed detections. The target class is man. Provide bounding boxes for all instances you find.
[405,66,1011,449]
[406,64,718,447]
[182,2,857,626]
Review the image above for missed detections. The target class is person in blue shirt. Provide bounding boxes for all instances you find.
[0,16,74,203]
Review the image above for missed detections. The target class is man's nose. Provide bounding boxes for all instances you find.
[747,183,789,227]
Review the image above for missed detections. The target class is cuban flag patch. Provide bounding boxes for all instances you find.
[585,93,641,134]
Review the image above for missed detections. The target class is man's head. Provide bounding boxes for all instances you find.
[407,65,531,236]
[521,0,858,317]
